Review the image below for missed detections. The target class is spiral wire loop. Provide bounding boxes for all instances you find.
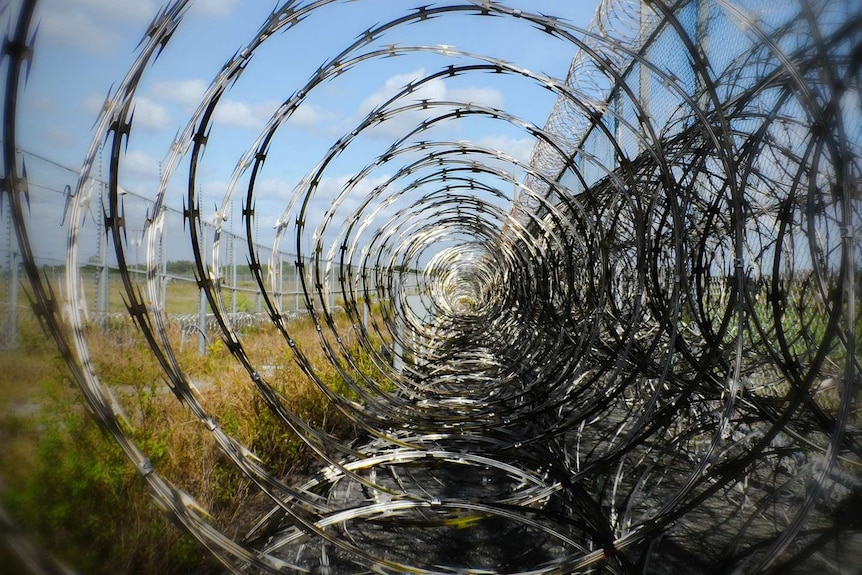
[2,0,861,572]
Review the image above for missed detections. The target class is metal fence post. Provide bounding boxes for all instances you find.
[231,232,238,314]
[9,250,18,349]
[639,1,651,152]
[160,205,168,311]
[96,180,109,319]
[278,251,284,313]
[393,283,403,371]
[198,225,208,356]
[3,195,19,349]
[294,255,300,312]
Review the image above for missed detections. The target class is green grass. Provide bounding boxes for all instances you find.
[0,266,305,318]
[694,276,862,424]
[0,307,387,574]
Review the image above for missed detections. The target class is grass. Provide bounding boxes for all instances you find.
[0,265,305,317]
[698,275,859,372]
[0,306,389,574]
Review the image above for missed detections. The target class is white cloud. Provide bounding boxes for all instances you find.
[473,135,535,164]
[132,97,171,131]
[39,8,117,54]
[450,87,505,109]
[213,99,332,132]
[357,69,444,139]
[356,69,506,139]
[214,100,266,130]
[150,79,333,132]
[38,0,159,54]
[79,93,170,132]
[211,99,278,130]
[81,93,108,116]
[306,173,393,219]
[150,78,209,109]
[122,149,161,181]
[187,0,239,17]
[252,174,392,220]
[290,103,331,130]
[358,69,447,117]
[76,0,159,23]
[255,178,296,200]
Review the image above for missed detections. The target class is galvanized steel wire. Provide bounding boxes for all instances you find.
[2,0,861,573]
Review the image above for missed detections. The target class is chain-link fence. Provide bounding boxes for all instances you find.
[2,1,860,573]
[0,147,372,353]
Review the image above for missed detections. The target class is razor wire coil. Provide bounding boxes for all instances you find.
[1,0,861,573]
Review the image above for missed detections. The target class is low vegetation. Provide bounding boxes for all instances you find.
[0,310,386,575]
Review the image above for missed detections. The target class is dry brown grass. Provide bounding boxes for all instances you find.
[0,308,388,574]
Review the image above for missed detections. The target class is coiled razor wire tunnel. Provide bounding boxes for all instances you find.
[2,0,861,573]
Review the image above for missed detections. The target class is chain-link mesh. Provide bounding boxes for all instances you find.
[1,0,860,573]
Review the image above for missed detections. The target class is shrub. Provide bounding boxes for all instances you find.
[2,391,216,575]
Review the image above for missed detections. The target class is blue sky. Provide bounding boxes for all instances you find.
[11,0,604,260]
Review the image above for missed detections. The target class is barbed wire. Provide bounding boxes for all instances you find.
[2,0,860,573]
